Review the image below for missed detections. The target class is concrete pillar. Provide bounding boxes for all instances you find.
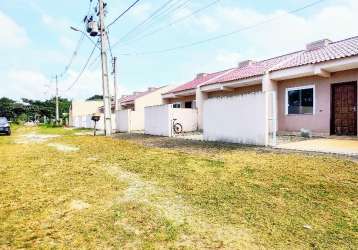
[262,72,278,92]
[196,87,208,130]
[262,73,278,146]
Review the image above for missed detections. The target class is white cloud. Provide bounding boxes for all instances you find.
[130,3,153,18]
[171,7,192,20]
[194,15,219,33]
[186,0,358,59]
[60,69,127,101]
[0,68,127,101]
[0,10,29,48]
[59,36,76,50]
[0,69,50,100]
[42,14,71,31]
[215,50,241,68]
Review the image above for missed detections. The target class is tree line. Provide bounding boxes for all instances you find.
[0,97,71,124]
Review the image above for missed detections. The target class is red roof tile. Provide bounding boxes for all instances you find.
[120,87,160,104]
[164,69,232,94]
[204,52,301,85]
[165,35,358,92]
[271,36,358,71]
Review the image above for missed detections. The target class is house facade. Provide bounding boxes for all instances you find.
[162,70,234,129]
[116,85,175,132]
[200,37,358,144]
[69,100,103,128]
[158,36,358,144]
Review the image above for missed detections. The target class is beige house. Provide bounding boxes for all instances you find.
[116,85,175,132]
[69,100,103,128]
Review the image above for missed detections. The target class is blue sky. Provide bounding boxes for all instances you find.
[0,0,357,100]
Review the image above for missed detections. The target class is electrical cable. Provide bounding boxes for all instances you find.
[64,41,99,92]
[107,0,141,28]
[117,0,220,46]
[120,0,326,56]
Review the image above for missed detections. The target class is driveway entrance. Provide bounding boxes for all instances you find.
[275,138,358,156]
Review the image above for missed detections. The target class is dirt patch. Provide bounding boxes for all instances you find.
[47,143,79,153]
[69,200,90,210]
[113,133,358,161]
[106,165,258,249]
[74,132,93,136]
[15,133,60,144]
[87,157,98,161]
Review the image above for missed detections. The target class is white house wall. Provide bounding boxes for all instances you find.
[203,92,267,145]
[135,85,176,111]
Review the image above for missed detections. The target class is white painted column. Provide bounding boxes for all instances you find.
[196,87,208,130]
[262,73,278,146]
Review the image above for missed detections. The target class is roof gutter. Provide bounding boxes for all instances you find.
[162,88,196,99]
[200,76,263,93]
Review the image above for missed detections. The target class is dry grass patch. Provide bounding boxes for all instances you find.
[1,127,357,249]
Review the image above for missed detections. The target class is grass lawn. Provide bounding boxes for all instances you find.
[0,127,357,249]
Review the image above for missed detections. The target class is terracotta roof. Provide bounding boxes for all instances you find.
[159,35,358,94]
[209,36,358,84]
[270,36,358,71]
[120,87,160,104]
[164,69,232,95]
[204,52,301,85]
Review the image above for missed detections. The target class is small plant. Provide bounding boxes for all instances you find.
[300,128,312,138]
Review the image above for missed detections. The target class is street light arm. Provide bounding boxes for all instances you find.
[70,26,101,50]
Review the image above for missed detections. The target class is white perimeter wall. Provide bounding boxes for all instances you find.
[116,110,130,132]
[145,105,171,136]
[171,108,198,132]
[130,111,144,131]
[203,92,267,145]
[116,110,145,132]
[144,105,198,136]
[71,113,116,131]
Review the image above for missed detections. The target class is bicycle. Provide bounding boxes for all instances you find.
[172,118,183,135]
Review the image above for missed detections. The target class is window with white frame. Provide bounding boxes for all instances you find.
[286,85,315,115]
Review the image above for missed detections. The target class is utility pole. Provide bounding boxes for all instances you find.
[55,75,59,125]
[98,0,112,136]
[112,57,119,111]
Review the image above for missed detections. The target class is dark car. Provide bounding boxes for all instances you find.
[0,117,11,135]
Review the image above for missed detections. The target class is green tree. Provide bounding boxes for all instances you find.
[86,95,103,101]
[0,96,71,123]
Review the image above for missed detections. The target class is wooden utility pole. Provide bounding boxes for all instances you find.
[55,75,59,125]
[98,0,112,136]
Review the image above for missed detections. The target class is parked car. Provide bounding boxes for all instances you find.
[0,117,11,135]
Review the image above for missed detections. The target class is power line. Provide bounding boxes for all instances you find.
[64,41,99,92]
[107,0,141,28]
[58,0,94,78]
[118,0,176,43]
[120,0,327,56]
[92,0,192,69]
[107,31,114,60]
[115,0,193,46]
[88,0,146,70]
[118,0,220,46]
